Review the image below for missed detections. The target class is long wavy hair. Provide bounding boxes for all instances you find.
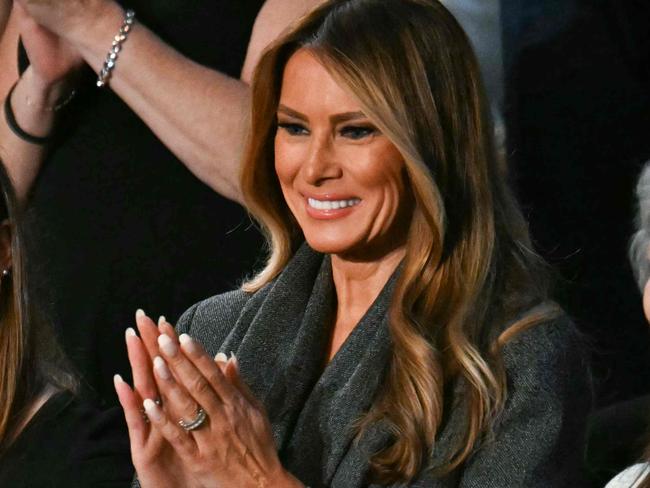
[241,0,557,483]
[0,161,77,452]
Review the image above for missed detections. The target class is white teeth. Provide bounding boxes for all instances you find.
[307,198,361,210]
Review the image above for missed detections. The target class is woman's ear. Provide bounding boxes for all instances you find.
[0,219,12,274]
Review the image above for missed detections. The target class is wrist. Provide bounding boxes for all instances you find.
[267,469,304,488]
[68,1,126,66]
[21,68,77,111]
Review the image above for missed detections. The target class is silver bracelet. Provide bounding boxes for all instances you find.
[96,9,135,88]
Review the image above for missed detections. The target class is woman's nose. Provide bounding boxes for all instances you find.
[302,134,342,185]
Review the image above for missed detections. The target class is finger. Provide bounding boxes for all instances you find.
[142,398,198,461]
[158,334,246,444]
[220,355,273,466]
[174,334,243,405]
[114,374,148,447]
[126,328,159,402]
[152,355,219,428]
[158,317,178,340]
[158,334,227,409]
[214,352,228,374]
[134,309,162,361]
[224,355,260,409]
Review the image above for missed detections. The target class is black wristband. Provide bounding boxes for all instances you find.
[3,82,54,145]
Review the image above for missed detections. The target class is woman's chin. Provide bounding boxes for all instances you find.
[303,235,358,256]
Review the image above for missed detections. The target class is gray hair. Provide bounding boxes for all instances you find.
[630,162,650,291]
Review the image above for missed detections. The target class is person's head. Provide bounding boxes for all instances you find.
[274,48,412,261]
[242,0,553,481]
[630,162,650,322]
[0,162,76,451]
[629,162,650,488]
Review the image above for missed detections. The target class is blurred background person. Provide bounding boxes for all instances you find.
[0,160,132,487]
[602,161,650,487]
[503,0,650,406]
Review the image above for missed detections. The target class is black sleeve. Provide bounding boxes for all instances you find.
[69,403,134,488]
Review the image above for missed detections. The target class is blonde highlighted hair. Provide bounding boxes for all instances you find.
[241,0,557,483]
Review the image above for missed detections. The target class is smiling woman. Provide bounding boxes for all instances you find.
[274,49,411,260]
[118,1,591,487]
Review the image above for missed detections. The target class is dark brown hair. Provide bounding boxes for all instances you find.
[0,161,77,451]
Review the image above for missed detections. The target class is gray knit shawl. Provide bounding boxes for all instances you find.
[138,244,591,487]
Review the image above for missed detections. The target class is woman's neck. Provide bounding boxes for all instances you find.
[326,246,405,361]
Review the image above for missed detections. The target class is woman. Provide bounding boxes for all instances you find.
[0,160,133,487]
[605,162,650,487]
[117,0,591,486]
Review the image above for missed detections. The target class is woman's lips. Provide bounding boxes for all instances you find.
[304,196,362,219]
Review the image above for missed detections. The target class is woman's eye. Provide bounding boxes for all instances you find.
[340,125,376,140]
[278,123,309,136]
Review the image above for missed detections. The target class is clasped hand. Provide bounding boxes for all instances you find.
[115,312,301,488]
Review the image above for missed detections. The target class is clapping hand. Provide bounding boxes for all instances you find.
[13,2,83,87]
[115,311,303,488]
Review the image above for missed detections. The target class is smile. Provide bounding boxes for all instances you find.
[307,198,361,210]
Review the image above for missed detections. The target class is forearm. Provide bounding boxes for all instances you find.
[71,3,249,203]
[0,0,10,37]
[0,67,72,200]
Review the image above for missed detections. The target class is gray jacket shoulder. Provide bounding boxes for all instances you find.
[456,311,592,487]
[175,289,252,356]
[501,311,589,388]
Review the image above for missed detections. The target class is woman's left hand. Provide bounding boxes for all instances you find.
[15,0,120,47]
[146,331,303,488]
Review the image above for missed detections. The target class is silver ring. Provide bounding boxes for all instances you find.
[178,407,207,431]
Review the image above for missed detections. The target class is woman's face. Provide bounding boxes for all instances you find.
[274,49,411,259]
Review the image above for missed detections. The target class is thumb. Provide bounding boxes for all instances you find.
[225,355,261,408]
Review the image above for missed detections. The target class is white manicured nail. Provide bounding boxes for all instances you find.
[179,334,198,355]
[136,309,145,318]
[153,356,171,380]
[158,315,166,326]
[214,352,228,363]
[158,334,178,357]
[125,328,136,338]
[113,374,124,386]
[229,352,239,371]
[143,398,162,421]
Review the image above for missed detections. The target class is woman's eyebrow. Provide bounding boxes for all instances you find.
[277,105,307,121]
[330,111,366,124]
[277,106,367,125]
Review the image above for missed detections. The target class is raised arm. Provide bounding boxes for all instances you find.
[0,3,83,200]
[0,0,324,202]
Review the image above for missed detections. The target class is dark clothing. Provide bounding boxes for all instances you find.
[19,0,265,403]
[0,391,132,487]
[173,244,591,487]
[585,394,650,486]
[502,0,650,404]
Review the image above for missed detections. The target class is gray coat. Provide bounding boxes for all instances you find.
[172,244,591,487]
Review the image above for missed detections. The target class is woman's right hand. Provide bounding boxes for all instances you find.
[13,2,83,89]
[114,313,194,488]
